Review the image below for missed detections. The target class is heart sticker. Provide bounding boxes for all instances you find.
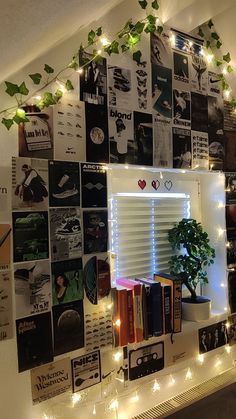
[138,179,146,190]
[164,180,173,191]
[151,180,160,190]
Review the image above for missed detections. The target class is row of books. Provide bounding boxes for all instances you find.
[111,273,182,347]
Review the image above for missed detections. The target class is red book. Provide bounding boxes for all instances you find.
[127,289,135,343]
[133,284,143,342]
[118,289,128,347]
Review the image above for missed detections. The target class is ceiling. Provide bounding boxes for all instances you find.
[1,0,236,90]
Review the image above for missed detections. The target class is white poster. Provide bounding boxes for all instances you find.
[190,55,207,94]
[108,66,132,109]
[0,271,13,341]
[72,350,101,392]
[153,115,172,168]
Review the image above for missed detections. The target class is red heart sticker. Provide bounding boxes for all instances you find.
[152,180,160,190]
[138,179,146,190]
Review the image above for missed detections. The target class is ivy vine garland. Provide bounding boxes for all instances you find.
[0,0,234,130]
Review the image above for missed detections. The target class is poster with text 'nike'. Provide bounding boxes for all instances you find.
[48,160,80,207]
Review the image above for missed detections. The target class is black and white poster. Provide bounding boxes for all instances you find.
[81,162,107,208]
[134,59,151,113]
[0,224,11,271]
[227,314,236,346]
[228,271,236,313]
[19,107,53,160]
[209,134,225,170]
[225,131,236,172]
[84,300,112,352]
[83,253,111,304]
[208,71,222,97]
[191,130,209,170]
[12,157,48,210]
[190,55,207,94]
[48,160,80,207]
[152,64,172,118]
[49,207,82,261]
[173,127,191,168]
[227,238,236,269]
[226,204,236,233]
[16,312,53,372]
[51,258,83,305]
[198,321,228,354]
[108,107,134,164]
[153,115,172,168]
[85,103,109,163]
[0,271,13,341]
[208,95,224,136]
[53,100,86,162]
[31,358,72,404]
[72,350,101,392]
[151,30,172,68]
[173,89,191,128]
[225,173,236,204]
[12,211,49,262]
[129,342,164,380]
[191,92,208,132]
[80,51,107,105]
[133,111,153,166]
[14,260,51,318]
[173,52,190,90]
[52,299,84,356]
[174,32,202,56]
[108,65,132,109]
[83,210,108,254]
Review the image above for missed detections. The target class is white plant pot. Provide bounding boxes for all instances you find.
[182,296,211,322]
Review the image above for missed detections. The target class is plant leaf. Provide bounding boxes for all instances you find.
[2,118,14,130]
[88,29,96,45]
[144,23,156,33]
[5,81,19,96]
[215,59,223,67]
[157,25,163,35]
[44,64,54,74]
[211,32,219,41]
[147,14,156,25]
[227,64,234,73]
[198,27,204,38]
[13,109,29,124]
[152,0,159,9]
[96,27,102,36]
[29,73,42,85]
[133,50,142,64]
[135,21,145,34]
[208,19,214,28]
[65,80,74,91]
[19,82,29,96]
[206,40,211,49]
[68,59,79,70]
[138,0,148,9]
[54,89,63,100]
[223,52,231,63]
[104,40,119,55]
[121,44,129,52]
[216,40,222,49]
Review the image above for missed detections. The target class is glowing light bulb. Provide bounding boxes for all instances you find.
[185,368,193,380]
[109,398,119,411]
[130,392,139,403]
[218,228,224,237]
[210,163,214,170]
[170,33,176,47]
[200,47,205,56]
[93,405,96,415]
[107,303,113,310]
[197,354,204,364]
[97,49,102,55]
[189,40,193,47]
[226,321,230,329]
[115,319,121,327]
[152,380,160,392]
[77,68,84,74]
[217,201,224,208]
[124,164,129,169]
[101,37,110,46]
[215,359,222,367]
[72,393,81,406]
[224,307,228,312]
[33,95,42,100]
[169,375,175,385]
[225,345,231,354]
[220,283,226,288]
[224,89,231,99]
[206,54,214,63]
[160,171,163,179]
[113,351,122,362]
[56,80,66,93]
[181,170,186,173]
[222,67,227,75]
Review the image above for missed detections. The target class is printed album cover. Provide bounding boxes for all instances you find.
[79,51,107,106]
[0,224,11,270]
[49,160,80,207]
[150,30,172,68]
[152,64,172,118]
[12,157,48,211]
[108,65,132,109]
[83,253,111,304]
[51,258,83,305]
[31,357,72,405]
[81,162,107,208]
[83,210,108,254]
[12,211,49,263]
[85,103,109,163]
[16,312,53,372]
[153,115,172,168]
[0,271,13,341]
[133,111,153,166]
[173,127,191,169]
[108,107,134,164]
[191,92,208,132]
[72,349,101,392]
[14,260,51,319]
[18,107,53,160]
[173,89,191,128]
[198,321,228,354]
[52,299,84,356]
[49,207,82,262]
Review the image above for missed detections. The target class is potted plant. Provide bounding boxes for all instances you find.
[168,218,215,321]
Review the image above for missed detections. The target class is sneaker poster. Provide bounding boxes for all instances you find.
[14,260,51,319]
[79,51,107,106]
[48,160,80,207]
[49,207,82,261]
[85,103,109,163]
[81,162,107,208]
[108,65,132,109]
[51,258,83,306]
[83,210,108,254]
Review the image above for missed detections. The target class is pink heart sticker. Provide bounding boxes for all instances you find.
[138,179,146,190]
[152,180,160,190]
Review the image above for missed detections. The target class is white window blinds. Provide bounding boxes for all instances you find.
[111,194,190,280]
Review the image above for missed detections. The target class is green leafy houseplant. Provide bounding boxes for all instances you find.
[168,218,215,301]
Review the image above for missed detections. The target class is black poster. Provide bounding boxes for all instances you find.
[152,64,172,118]
[224,131,236,172]
[208,95,224,136]
[81,163,107,208]
[198,321,228,354]
[48,160,80,207]
[79,51,107,106]
[85,104,109,163]
[12,211,49,262]
[173,127,191,168]
[209,134,225,171]
[133,111,153,166]
[228,271,236,314]
[16,312,53,372]
[83,210,108,254]
[191,92,208,132]
[225,173,236,204]
[53,300,84,356]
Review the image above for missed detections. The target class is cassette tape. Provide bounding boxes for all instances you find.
[129,341,164,381]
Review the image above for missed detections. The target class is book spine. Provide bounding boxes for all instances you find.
[111,288,119,347]
[127,290,135,343]
[163,285,172,334]
[118,289,128,347]
[133,284,143,343]
[151,283,163,337]
[146,286,153,338]
[141,285,149,340]
[172,280,182,333]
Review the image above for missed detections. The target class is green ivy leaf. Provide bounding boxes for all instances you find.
[133,50,142,64]
[13,109,29,124]
[19,82,29,96]
[65,80,74,91]
[152,0,159,9]
[198,27,204,38]
[215,59,223,67]
[2,118,14,130]
[208,19,214,29]
[138,0,148,9]
[5,81,19,96]
[128,33,141,46]
[144,23,156,33]
[79,44,85,54]
[227,64,234,73]
[211,32,219,41]
[88,30,96,45]
[156,25,163,35]
[44,64,54,74]
[104,40,119,55]
[68,59,79,71]
[135,21,145,34]
[96,27,102,37]
[223,52,231,63]
[206,40,211,49]
[147,14,156,25]
[118,19,133,38]
[29,73,42,85]
[121,44,130,52]
[54,89,63,99]
[216,40,222,49]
